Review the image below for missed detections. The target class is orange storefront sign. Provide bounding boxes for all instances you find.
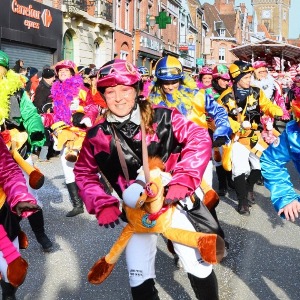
[11,0,52,29]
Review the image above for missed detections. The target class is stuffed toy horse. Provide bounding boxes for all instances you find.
[51,121,86,162]
[88,157,225,285]
[1,129,44,189]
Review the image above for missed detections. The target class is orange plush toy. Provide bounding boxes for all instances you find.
[51,121,86,163]
[88,157,225,285]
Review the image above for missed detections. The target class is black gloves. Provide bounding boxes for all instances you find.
[212,136,227,147]
[72,112,86,128]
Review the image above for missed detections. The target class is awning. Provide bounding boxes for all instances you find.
[230,39,300,64]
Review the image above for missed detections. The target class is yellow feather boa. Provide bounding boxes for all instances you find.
[149,73,197,116]
[0,70,23,124]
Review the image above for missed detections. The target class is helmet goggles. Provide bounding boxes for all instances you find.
[231,63,253,76]
[97,60,141,87]
[156,67,182,78]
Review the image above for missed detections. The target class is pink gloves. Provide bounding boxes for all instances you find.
[97,205,121,228]
[165,184,189,204]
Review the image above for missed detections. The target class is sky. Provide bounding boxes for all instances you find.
[204,0,300,39]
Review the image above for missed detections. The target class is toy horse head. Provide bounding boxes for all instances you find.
[122,157,172,214]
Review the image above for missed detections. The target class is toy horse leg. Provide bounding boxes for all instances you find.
[163,228,225,264]
[11,149,44,190]
[0,225,28,288]
[200,180,219,210]
[88,225,134,284]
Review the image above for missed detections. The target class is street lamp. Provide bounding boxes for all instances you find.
[149,15,156,29]
[146,14,156,29]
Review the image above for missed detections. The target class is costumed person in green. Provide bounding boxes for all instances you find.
[0,50,52,251]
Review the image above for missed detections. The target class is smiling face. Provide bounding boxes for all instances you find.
[58,68,72,82]
[161,80,180,94]
[201,74,213,86]
[104,85,137,117]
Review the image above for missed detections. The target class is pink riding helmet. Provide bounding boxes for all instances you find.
[252,61,267,69]
[97,59,141,87]
[199,66,213,75]
[55,60,78,74]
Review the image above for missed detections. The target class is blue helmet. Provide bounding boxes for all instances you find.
[155,56,183,81]
[138,66,149,76]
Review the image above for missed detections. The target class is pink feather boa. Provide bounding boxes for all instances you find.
[51,75,84,124]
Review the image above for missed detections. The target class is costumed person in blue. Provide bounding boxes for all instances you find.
[0,50,52,252]
[148,56,232,207]
[74,59,224,299]
[260,95,300,222]
[217,61,283,215]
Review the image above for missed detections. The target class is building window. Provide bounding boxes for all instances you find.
[120,50,128,60]
[219,29,225,37]
[219,48,225,62]
[63,30,74,60]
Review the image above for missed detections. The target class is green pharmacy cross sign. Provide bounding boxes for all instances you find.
[155,11,171,29]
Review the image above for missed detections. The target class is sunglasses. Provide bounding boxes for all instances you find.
[156,67,182,76]
[99,61,137,78]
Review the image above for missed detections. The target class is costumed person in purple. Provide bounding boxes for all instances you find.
[74,59,222,299]
[0,50,52,252]
[217,61,283,215]
[50,60,98,217]
[0,134,41,299]
[196,66,213,89]
[261,95,300,222]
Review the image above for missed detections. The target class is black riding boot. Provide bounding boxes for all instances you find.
[226,170,235,189]
[234,173,250,215]
[66,182,84,217]
[28,209,53,252]
[1,280,17,300]
[188,271,219,300]
[246,169,261,205]
[131,279,160,300]
[215,166,227,196]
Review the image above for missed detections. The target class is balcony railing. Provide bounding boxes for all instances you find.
[64,0,113,22]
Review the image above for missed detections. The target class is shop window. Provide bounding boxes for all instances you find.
[63,31,74,60]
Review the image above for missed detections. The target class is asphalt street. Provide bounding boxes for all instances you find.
[17,153,300,300]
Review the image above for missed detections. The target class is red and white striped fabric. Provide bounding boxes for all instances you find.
[289,66,297,79]
[273,57,281,71]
